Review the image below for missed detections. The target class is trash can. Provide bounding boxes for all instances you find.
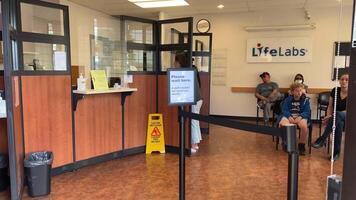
[0,153,9,192]
[24,151,53,197]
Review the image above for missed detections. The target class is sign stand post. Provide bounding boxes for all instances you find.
[179,105,185,200]
[167,68,197,200]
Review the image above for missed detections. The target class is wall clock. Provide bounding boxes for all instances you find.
[196,19,211,33]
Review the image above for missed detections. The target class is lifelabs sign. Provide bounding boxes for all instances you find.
[167,68,197,106]
[246,37,312,63]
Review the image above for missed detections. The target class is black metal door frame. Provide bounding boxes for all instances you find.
[2,0,23,199]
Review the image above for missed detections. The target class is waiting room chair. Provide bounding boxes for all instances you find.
[317,92,330,136]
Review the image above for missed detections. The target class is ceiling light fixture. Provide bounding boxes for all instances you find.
[217,4,224,9]
[128,0,189,8]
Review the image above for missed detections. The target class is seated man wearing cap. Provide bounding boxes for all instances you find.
[255,72,280,125]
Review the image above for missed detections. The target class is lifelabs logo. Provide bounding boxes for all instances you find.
[252,43,307,57]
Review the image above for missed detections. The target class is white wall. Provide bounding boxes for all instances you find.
[186,7,353,118]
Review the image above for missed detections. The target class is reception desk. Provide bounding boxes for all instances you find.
[2,73,199,175]
[73,88,137,166]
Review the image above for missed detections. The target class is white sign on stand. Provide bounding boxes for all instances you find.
[167,68,196,106]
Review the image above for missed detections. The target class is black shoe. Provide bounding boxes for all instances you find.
[312,137,326,149]
[298,143,306,156]
[329,153,340,161]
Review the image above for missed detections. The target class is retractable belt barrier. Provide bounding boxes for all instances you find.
[179,110,284,138]
[178,110,299,200]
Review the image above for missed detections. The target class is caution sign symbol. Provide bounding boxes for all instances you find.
[151,127,161,137]
[146,114,165,154]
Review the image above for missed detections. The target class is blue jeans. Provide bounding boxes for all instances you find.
[320,111,346,154]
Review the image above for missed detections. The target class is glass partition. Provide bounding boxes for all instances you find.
[127,50,154,71]
[90,16,124,77]
[161,22,189,45]
[125,20,153,44]
[20,2,64,35]
[16,0,70,73]
[123,17,156,72]
[192,33,212,72]
[22,42,66,71]
[158,18,192,72]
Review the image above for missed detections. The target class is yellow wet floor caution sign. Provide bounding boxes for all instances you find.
[146,114,165,154]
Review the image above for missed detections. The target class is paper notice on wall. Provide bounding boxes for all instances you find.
[334,56,346,68]
[54,51,67,71]
[124,75,133,83]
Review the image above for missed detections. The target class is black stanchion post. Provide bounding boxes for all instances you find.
[284,124,298,200]
[179,106,185,200]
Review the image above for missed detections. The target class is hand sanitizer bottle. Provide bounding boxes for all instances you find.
[77,73,86,91]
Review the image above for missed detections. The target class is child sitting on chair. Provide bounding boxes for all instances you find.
[279,83,311,155]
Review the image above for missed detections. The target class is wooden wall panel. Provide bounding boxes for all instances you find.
[158,75,190,148]
[124,75,156,149]
[199,72,210,130]
[22,76,73,168]
[0,119,6,153]
[0,75,4,88]
[0,75,7,153]
[75,94,122,161]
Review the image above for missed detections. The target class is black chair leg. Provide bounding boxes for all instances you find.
[319,110,322,137]
[308,126,313,154]
[256,107,259,125]
[276,137,279,150]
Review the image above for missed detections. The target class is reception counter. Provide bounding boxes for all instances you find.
[3,73,198,175]
[73,87,137,166]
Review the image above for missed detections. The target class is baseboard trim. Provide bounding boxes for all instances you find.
[122,146,146,157]
[165,145,191,156]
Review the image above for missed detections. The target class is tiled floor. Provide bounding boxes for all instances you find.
[16,124,344,199]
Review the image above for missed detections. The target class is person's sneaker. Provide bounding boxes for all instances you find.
[298,143,306,156]
[312,137,326,149]
[191,148,197,154]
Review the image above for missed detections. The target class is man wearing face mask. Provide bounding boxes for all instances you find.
[255,72,280,125]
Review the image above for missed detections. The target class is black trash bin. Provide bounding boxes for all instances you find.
[0,153,9,192]
[24,151,53,197]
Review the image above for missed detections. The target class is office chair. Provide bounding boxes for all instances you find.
[317,92,330,136]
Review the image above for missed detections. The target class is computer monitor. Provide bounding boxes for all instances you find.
[109,77,121,88]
